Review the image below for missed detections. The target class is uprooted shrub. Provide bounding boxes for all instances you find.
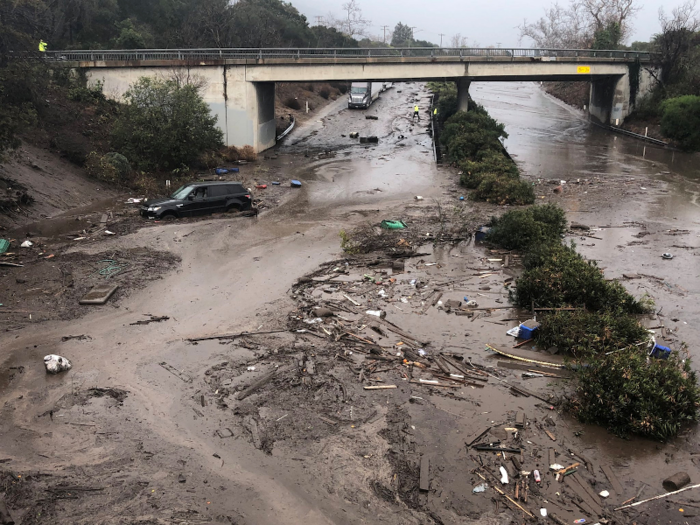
[441,110,507,163]
[485,204,566,250]
[511,242,652,314]
[568,349,700,440]
[459,149,519,189]
[472,174,535,206]
[534,310,650,359]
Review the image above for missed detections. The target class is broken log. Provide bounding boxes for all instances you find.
[237,368,280,400]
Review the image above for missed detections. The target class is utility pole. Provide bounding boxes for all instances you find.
[439,33,445,47]
[381,25,390,43]
[410,27,419,48]
[314,16,323,26]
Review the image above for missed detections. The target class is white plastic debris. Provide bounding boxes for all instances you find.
[21,240,33,248]
[540,508,548,517]
[550,463,565,471]
[506,326,521,337]
[126,197,144,204]
[417,349,427,357]
[247,366,256,372]
[472,483,488,493]
[44,354,72,374]
[599,490,610,498]
[303,318,323,324]
[465,300,478,308]
[499,466,509,484]
[104,230,115,235]
[414,196,424,200]
[366,310,386,318]
[378,289,387,297]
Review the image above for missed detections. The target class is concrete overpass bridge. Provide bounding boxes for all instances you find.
[48,47,656,152]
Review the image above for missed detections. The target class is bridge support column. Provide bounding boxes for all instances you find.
[457,78,471,112]
[220,67,276,152]
[589,73,629,126]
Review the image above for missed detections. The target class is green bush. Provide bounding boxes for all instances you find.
[485,204,566,250]
[568,349,700,440]
[472,174,535,206]
[660,95,700,151]
[511,242,652,314]
[535,310,649,359]
[68,81,106,103]
[441,111,508,162]
[459,150,519,188]
[85,151,131,183]
[111,77,223,171]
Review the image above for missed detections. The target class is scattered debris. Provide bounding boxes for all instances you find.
[79,284,119,305]
[130,315,170,326]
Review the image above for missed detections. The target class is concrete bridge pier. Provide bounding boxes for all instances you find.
[589,73,628,126]
[457,78,471,112]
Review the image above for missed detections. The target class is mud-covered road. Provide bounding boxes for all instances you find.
[1,82,700,525]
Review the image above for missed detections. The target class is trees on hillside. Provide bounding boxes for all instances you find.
[653,0,700,88]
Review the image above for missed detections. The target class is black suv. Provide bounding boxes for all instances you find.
[140,182,252,220]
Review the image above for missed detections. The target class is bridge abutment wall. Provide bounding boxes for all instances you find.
[85,65,275,152]
[589,66,658,126]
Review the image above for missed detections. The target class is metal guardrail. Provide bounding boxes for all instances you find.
[44,47,653,62]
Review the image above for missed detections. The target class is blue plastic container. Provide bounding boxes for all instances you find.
[215,168,228,175]
[291,180,302,188]
[650,343,672,359]
[518,319,541,340]
[475,226,490,241]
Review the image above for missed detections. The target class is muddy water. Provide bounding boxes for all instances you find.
[2,81,699,524]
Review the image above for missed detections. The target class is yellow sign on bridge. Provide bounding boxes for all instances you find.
[577,66,592,74]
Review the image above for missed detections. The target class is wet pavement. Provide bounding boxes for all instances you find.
[1,81,699,524]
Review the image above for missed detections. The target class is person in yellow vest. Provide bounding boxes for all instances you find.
[413,104,420,121]
[38,40,48,52]
[433,107,438,117]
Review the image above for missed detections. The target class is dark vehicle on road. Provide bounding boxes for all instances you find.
[140,182,252,220]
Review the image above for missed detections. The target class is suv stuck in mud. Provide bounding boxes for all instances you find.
[140,182,252,219]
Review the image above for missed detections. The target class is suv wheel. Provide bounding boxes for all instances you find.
[161,212,177,221]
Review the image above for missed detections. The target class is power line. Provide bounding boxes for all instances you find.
[314,15,323,26]
[438,33,445,47]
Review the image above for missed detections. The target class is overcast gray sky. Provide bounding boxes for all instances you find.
[291,0,686,47]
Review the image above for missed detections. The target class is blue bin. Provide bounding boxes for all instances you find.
[650,343,672,359]
[475,226,490,241]
[215,168,228,175]
[518,319,541,340]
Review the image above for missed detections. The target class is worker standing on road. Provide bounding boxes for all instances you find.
[39,40,48,52]
[433,107,438,117]
[413,104,420,121]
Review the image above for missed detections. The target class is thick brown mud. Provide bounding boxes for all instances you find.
[1,82,699,525]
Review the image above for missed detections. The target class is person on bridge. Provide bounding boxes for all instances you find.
[413,105,420,121]
[38,40,48,52]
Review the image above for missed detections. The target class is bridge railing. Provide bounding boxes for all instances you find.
[44,47,653,62]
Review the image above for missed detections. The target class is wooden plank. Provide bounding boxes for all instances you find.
[510,383,557,405]
[237,368,279,400]
[364,385,397,390]
[548,448,556,467]
[515,411,525,428]
[486,343,565,368]
[79,284,119,305]
[567,474,603,515]
[419,456,430,492]
[564,477,599,517]
[466,425,491,447]
[601,465,624,495]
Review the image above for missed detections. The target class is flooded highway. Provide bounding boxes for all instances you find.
[1,81,699,524]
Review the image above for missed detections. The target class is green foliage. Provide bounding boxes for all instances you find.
[85,151,131,183]
[511,242,652,314]
[568,350,700,440]
[459,150,519,188]
[111,77,223,171]
[485,204,566,250]
[339,230,360,254]
[441,111,508,162]
[391,22,413,47]
[68,80,106,103]
[472,174,535,206]
[660,95,700,151]
[114,19,154,49]
[535,310,649,359]
[592,22,622,50]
